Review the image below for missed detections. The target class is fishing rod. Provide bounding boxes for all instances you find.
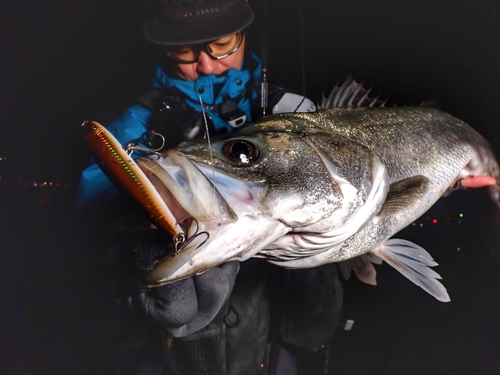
[260,0,308,116]
[260,0,269,117]
[298,0,307,99]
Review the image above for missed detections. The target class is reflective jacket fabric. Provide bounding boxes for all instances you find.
[76,54,263,209]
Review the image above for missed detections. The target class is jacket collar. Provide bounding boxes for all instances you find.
[151,53,262,106]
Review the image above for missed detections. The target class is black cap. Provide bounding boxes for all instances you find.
[144,0,254,46]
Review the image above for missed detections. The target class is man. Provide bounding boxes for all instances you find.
[77,1,342,374]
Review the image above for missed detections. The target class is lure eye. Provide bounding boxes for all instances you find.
[222,140,259,165]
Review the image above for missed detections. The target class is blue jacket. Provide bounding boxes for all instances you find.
[77,54,264,209]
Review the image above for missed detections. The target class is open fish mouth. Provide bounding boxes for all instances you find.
[136,150,240,287]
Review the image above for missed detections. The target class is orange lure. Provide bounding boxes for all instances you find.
[81,121,185,245]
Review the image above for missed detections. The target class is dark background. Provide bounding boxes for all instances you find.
[1,0,500,374]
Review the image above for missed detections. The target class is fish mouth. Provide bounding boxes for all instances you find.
[136,150,238,287]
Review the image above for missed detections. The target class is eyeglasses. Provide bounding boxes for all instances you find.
[165,31,244,63]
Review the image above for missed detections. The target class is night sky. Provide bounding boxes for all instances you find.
[1,1,500,374]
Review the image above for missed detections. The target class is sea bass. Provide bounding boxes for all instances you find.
[83,85,500,303]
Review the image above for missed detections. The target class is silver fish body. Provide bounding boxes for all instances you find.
[136,106,499,301]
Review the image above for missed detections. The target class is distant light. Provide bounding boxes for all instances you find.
[457,247,461,252]
[459,213,464,218]
[49,182,53,186]
[33,182,37,187]
[344,320,355,331]
[43,182,47,186]
[432,219,438,224]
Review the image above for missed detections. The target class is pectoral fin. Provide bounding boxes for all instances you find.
[372,239,450,302]
[378,175,430,217]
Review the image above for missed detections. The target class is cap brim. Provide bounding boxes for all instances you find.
[144,10,254,45]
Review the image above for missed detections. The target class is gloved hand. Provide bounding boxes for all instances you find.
[129,236,239,337]
[132,261,239,337]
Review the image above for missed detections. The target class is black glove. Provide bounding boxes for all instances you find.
[132,261,239,337]
[128,235,239,337]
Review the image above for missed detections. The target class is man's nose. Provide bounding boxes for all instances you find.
[196,51,218,75]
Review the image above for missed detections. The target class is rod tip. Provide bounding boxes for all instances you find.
[81,120,93,128]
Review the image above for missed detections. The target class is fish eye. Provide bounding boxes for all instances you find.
[222,140,259,165]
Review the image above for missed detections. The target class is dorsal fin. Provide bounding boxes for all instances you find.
[318,76,388,109]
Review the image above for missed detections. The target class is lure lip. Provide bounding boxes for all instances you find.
[81,120,185,243]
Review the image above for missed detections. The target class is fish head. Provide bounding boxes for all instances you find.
[178,121,349,226]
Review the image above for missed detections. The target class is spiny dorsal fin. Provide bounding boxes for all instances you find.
[318,76,389,110]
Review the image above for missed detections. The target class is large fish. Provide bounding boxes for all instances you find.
[83,79,500,302]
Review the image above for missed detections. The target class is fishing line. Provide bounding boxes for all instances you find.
[290,0,307,113]
[198,94,217,225]
[298,0,307,102]
[197,94,214,165]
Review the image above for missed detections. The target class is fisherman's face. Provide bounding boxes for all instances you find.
[168,34,246,81]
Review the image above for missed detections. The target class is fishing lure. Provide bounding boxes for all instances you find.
[81,121,186,248]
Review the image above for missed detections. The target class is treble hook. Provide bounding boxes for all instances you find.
[126,131,166,159]
[172,215,210,256]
